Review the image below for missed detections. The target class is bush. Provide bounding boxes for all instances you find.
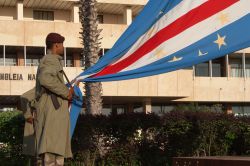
[71,113,161,165]
[1,109,250,166]
[0,111,30,166]
[70,111,250,166]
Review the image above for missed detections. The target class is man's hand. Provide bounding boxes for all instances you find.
[26,116,34,124]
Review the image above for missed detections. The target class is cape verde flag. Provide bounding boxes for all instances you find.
[74,0,250,82]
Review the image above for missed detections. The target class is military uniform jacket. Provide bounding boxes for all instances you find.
[19,88,36,156]
[35,53,72,158]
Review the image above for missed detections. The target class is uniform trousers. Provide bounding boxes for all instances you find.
[36,153,64,166]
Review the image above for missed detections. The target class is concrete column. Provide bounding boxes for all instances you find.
[209,60,212,78]
[123,6,132,25]
[127,103,134,113]
[17,50,24,66]
[44,47,46,56]
[193,66,195,79]
[64,47,67,67]
[24,46,26,66]
[16,1,23,20]
[243,52,246,80]
[71,5,79,23]
[3,45,5,66]
[102,48,104,55]
[225,104,233,114]
[73,53,81,67]
[226,54,229,78]
[223,56,227,77]
[143,98,152,114]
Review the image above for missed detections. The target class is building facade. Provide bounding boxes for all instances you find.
[0,0,250,116]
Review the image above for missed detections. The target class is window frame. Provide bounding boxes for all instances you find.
[33,10,54,21]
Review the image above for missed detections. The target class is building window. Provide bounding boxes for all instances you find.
[101,105,125,116]
[66,48,82,67]
[230,61,242,77]
[232,105,250,116]
[66,55,74,67]
[212,57,226,77]
[5,46,17,66]
[33,10,54,21]
[60,57,65,67]
[97,15,104,24]
[229,53,243,77]
[80,56,84,67]
[26,56,40,66]
[99,49,103,57]
[194,54,245,77]
[26,47,44,66]
[245,53,250,77]
[102,106,112,116]
[195,62,209,77]
[5,55,17,66]
[152,104,174,115]
[133,104,143,113]
[104,49,110,54]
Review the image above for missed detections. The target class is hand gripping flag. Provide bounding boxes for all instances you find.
[74,0,250,82]
[70,0,250,135]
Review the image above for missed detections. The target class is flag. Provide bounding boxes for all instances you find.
[73,0,250,83]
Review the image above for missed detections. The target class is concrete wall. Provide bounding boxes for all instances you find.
[1,66,250,103]
[23,8,70,22]
[103,14,124,24]
[99,24,127,48]
[1,1,250,104]
[176,77,250,102]
[101,69,192,97]
[54,10,71,22]
[0,66,38,95]
[0,7,70,22]
[0,6,132,24]
[1,18,248,52]
[0,20,127,48]
[0,7,16,20]
[0,67,191,97]
[97,0,148,5]
[23,8,33,21]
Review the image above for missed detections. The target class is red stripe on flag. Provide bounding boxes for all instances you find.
[94,0,239,77]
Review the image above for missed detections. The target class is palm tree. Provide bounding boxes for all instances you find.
[79,0,103,115]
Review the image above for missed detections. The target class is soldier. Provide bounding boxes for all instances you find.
[35,33,73,166]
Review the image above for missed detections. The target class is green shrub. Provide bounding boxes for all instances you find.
[0,111,30,165]
[1,109,250,166]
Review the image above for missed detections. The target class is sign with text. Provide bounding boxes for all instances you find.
[0,73,36,81]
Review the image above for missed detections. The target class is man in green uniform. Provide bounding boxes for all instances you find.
[35,33,73,166]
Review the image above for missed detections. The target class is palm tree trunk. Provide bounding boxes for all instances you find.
[79,0,103,115]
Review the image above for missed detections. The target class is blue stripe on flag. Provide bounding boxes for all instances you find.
[70,85,83,138]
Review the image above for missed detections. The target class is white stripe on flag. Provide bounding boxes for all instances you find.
[76,74,93,82]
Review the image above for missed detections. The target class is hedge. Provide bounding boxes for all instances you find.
[0,109,250,166]
[0,111,29,165]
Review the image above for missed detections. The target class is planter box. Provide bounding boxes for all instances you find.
[172,156,250,166]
